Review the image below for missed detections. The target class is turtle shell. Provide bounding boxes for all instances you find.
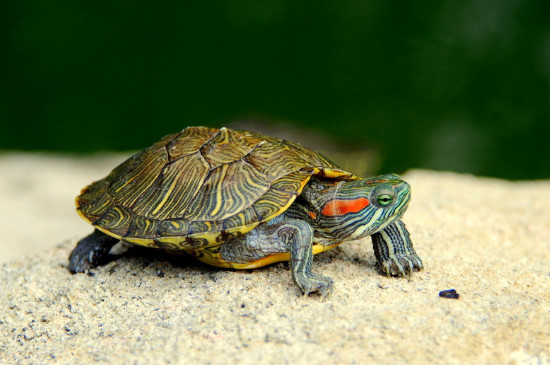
[76,126,358,251]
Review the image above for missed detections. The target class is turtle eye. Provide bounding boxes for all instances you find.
[376,194,393,207]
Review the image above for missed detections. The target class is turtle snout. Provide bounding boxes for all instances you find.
[379,173,402,181]
[392,180,411,205]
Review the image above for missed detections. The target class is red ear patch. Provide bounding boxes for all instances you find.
[321,197,370,217]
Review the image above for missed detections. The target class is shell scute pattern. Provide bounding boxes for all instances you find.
[76,126,354,249]
[93,205,133,237]
[200,127,264,169]
[189,220,225,236]
[166,127,218,161]
[251,186,297,220]
[182,160,270,221]
[126,214,159,239]
[270,170,313,194]
[221,206,261,230]
[131,149,210,219]
[243,140,307,180]
[109,145,169,209]
[158,219,190,237]
[77,179,110,220]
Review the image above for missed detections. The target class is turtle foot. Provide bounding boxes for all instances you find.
[295,272,334,298]
[379,253,423,278]
[372,220,423,279]
[68,230,120,273]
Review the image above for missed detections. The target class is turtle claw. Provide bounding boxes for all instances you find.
[379,254,423,278]
[295,272,334,298]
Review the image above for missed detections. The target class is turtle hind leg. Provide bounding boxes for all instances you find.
[371,220,423,278]
[68,229,122,273]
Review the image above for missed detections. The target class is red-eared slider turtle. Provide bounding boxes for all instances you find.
[69,126,423,296]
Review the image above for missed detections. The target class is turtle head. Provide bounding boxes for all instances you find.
[316,173,411,240]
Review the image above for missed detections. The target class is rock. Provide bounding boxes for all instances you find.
[1,154,549,363]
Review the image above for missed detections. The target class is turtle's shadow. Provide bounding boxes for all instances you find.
[318,245,375,265]
[77,245,218,277]
[127,246,213,270]
[74,243,379,279]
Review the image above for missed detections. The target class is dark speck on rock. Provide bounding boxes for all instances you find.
[439,289,460,299]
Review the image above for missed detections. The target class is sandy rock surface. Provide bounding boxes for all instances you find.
[1,153,549,364]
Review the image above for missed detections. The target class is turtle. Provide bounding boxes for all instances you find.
[69,126,423,296]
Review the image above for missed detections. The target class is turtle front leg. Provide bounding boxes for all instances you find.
[68,229,123,273]
[284,220,334,297]
[220,219,333,296]
[371,220,423,277]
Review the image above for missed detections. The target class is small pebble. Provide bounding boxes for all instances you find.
[439,289,460,299]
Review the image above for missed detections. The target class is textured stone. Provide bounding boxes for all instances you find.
[0,154,549,364]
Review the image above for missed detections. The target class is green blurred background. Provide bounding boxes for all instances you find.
[1,1,549,179]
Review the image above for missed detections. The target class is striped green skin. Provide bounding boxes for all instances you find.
[293,175,411,241]
[372,220,422,277]
[77,126,357,250]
